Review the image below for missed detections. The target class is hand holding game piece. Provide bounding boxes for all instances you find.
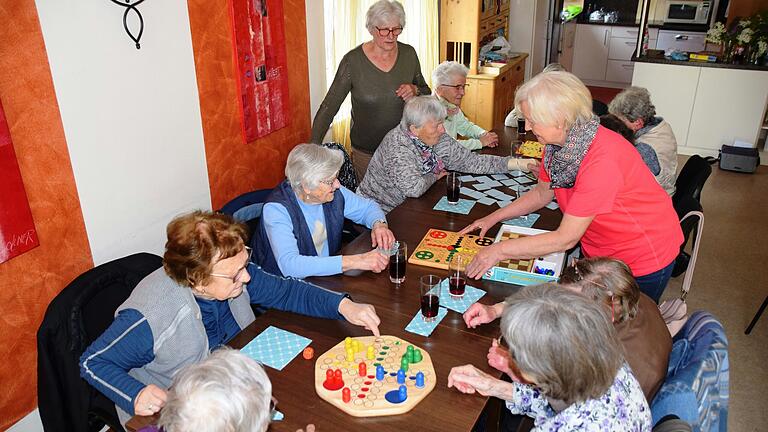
[371,222,395,250]
[465,243,504,280]
[459,214,499,238]
[338,298,381,336]
[480,131,499,148]
[463,302,503,328]
[133,384,167,416]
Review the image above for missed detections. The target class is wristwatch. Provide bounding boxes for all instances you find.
[372,219,388,228]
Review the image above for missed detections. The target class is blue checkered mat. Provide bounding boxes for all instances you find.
[433,196,475,214]
[430,279,486,313]
[501,213,540,228]
[240,326,311,370]
[404,307,448,337]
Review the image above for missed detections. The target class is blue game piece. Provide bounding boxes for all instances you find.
[376,365,385,381]
[415,371,425,388]
[397,369,406,384]
[398,385,407,401]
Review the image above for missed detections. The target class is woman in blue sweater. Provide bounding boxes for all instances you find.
[80,211,380,426]
[254,144,395,278]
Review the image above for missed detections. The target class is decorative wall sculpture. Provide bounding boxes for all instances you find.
[0,98,39,263]
[231,0,291,142]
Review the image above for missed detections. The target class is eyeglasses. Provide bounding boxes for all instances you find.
[375,26,403,37]
[440,83,470,90]
[209,246,252,283]
[318,176,338,187]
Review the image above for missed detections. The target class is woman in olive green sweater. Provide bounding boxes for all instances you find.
[310,0,431,181]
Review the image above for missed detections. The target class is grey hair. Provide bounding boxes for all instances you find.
[400,96,447,129]
[542,62,566,73]
[285,143,344,191]
[432,61,469,88]
[608,86,656,124]
[366,0,406,34]
[500,283,623,405]
[158,347,272,432]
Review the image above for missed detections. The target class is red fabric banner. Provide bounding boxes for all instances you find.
[0,98,39,263]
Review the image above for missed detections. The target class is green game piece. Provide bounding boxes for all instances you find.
[379,351,386,355]
[400,357,409,372]
[373,362,381,367]
[377,357,384,361]
[383,346,389,350]
[395,341,401,345]
[406,345,415,362]
[413,349,423,363]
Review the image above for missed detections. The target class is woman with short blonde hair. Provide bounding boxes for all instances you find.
[462,71,683,303]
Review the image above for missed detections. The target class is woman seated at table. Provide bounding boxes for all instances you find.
[80,211,380,426]
[609,86,678,195]
[357,96,538,213]
[464,257,671,402]
[600,113,662,180]
[449,283,651,431]
[253,144,394,279]
[462,71,682,303]
[432,61,498,150]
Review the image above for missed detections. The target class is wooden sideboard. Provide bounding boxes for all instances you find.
[461,54,527,131]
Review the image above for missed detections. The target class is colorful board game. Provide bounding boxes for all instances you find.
[482,225,567,286]
[408,229,494,270]
[315,336,436,417]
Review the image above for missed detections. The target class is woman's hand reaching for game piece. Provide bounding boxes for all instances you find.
[338,298,381,336]
[465,243,503,280]
[459,214,498,238]
[463,302,504,328]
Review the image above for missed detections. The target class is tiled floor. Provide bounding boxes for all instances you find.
[663,156,768,431]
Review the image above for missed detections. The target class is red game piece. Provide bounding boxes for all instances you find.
[302,346,314,360]
[358,362,367,377]
[323,368,344,391]
[342,387,351,403]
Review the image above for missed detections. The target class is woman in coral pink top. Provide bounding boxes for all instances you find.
[462,71,682,302]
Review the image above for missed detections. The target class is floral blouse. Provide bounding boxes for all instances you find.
[505,364,652,431]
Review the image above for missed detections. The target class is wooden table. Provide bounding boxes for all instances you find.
[127,126,560,432]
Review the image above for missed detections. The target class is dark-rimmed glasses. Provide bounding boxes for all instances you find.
[209,246,252,283]
[440,83,470,90]
[375,26,403,37]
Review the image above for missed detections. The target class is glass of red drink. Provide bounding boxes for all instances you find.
[388,241,407,284]
[446,172,461,205]
[448,254,467,299]
[420,275,441,322]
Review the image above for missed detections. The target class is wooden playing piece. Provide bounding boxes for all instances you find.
[315,335,436,417]
[408,228,494,270]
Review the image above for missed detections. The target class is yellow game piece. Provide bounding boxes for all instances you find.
[344,337,352,346]
[346,348,354,362]
[367,345,375,360]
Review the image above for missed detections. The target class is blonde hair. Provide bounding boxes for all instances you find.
[560,257,640,324]
[514,71,593,129]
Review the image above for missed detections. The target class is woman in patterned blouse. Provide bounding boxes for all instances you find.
[448,284,652,431]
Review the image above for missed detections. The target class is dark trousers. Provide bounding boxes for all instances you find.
[636,260,675,303]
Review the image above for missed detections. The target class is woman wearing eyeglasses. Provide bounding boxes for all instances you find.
[310,0,431,181]
[254,144,395,278]
[80,211,381,427]
[432,61,498,150]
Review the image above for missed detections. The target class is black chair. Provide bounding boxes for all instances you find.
[37,253,163,432]
[219,188,273,241]
[671,155,712,277]
[592,99,609,116]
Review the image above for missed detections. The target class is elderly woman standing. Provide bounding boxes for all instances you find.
[462,72,682,303]
[311,0,431,180]
[449,284,651,431]
[432,61,498,150]
[254,144,394,278]
[609,86,678,195]
[81,211,380,426]
[358,96,537,213]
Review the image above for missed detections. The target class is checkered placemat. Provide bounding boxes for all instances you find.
[240,326,311,370]
[433,196,475,214]
[404,307,448,337]
[430,279,486,314]
[501,213,540,228]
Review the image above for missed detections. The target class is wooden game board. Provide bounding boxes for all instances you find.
[315,336,436,417]
[496,231,534,272]
[408,229,494,270]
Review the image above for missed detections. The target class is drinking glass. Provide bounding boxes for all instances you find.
[448,254,467,299]
[420,275,441,322]
[446,172,461,205]
[516,117,526,135]
[388,241,407,284]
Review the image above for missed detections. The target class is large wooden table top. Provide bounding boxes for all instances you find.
[127,126,560,432]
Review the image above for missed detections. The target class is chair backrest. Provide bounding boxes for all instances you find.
[219,188,273,241]
[679,211,704,298]
[673,155,712,218]
[322,142,358,191]
[37,253,163,432]
[651,311,729,432]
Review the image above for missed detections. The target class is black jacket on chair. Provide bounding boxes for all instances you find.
[37,253,162,432]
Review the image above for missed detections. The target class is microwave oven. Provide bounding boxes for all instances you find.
[664,0,711,24]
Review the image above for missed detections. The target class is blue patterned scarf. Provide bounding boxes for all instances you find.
[543,115,600,189]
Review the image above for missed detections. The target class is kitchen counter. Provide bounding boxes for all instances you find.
[574,18,708,33]
[633,55,768,71]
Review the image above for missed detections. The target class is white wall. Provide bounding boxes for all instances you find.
[35,0,211,265]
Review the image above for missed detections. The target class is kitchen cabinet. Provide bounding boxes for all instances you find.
[571,24,655,87]
[571,24,611,81]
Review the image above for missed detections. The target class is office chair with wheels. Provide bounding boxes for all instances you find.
[37,253,163,432]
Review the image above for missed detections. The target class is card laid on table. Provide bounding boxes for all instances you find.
[545,201,560,210]
[473,182,494,191]
[486,190,514,201]
[477,196,496,205]
[433,196,475,214]
[240,326,311,370]
[492,174,509,181]
[509,170,523,177]
[460,187,486,199]
[502,213,541,228]
[501,179,519,187]
[479,180,502,188]
[473,175,493,183]
[497,200,513,208]
[459,175,475,182]
[405,307,448,337]
[431,279,486,313]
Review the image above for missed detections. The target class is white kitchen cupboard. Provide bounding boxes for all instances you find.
[571,24,611,81]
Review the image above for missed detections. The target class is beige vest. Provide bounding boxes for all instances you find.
[637,120,678,195]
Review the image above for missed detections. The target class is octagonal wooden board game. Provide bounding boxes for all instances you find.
[314,335,436,417]
[408,228,494,270]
